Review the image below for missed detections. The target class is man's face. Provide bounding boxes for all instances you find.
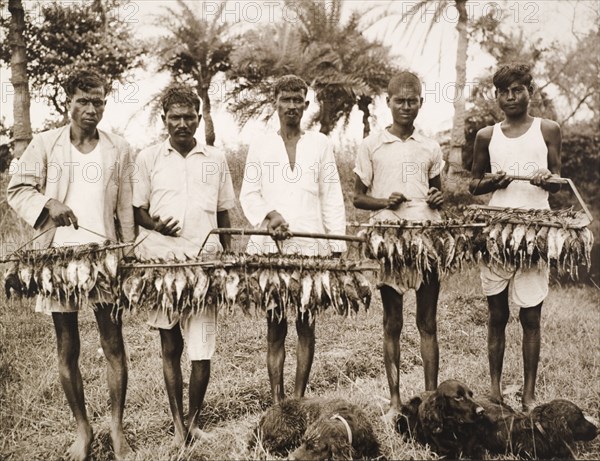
[496,81,531,117]
[275,89,309,128]
[387,86,423,127]
[162,103,200,144]
[69,87,106,131]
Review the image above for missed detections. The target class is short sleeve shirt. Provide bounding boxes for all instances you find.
[133,139,235,259]
[354,128,444,222]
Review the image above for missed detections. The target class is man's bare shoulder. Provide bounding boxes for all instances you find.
[540,118,561,136]
[475,125,494,143]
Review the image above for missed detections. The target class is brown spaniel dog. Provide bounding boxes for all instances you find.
[396,379,486,458]
[254,397,380,460]
[477,398,598,459]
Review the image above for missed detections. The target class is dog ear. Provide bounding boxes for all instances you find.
[434,393,447,413]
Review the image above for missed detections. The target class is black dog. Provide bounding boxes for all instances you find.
[477,398,598,459]
[396,379,485,458]
[254,397,380,460]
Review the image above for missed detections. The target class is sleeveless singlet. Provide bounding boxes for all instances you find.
[488,117,549,210]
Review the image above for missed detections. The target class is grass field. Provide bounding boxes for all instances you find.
[1,150,599,460]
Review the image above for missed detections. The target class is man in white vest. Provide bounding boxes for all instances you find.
[470,63,561,412]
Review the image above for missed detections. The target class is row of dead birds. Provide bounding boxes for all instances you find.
[359,218,593,280]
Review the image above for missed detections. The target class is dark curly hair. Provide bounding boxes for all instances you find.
[160,83,201,114]
[493,64,534,91]
[63,69,111,98]
[273,75,308,98]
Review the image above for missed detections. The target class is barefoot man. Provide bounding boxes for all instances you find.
[133,84,234,443]
[470,64,561,412]
[353,71,445,423]
[7,69,134,460]
[239,75,346,403]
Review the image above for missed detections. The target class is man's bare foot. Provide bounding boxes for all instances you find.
[488,392,504,404]
[381,407,401,426]
[173,427,187,447]
[188,426,213,442]
[522,399,536,413]
[110,428,134,461]
[66,426,93,461]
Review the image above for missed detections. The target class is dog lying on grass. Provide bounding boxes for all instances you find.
[253,397,380,460]
[395,379,486,458]
[397,381,598,460]
[476,398,598,459]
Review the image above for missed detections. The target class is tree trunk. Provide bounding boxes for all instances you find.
[317,94,335,135]
[8,0,32,159]
[447,0,468,176]
[198,84,216,146]
[358,95,372,138]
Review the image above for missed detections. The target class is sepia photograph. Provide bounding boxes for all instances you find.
[0,1,598,459]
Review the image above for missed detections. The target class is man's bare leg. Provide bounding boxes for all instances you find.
[267,312,287,403]
[53,312,93,461]
[159,326,187,445]
[380,286,404,423]
[416,276,440,391]
[95,304,132,460]
[188,360,211,440]
[487,288,510,402]
[294,315,315,398]
[520,303,542,411]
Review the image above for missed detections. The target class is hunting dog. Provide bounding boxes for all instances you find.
[253,397,380,460]
[476,398,599,459]
[396,379,486,458]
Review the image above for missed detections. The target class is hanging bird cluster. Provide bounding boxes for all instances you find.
[463,207,594,278]
[120,254,374,321]
[358,207,593,282]
[3,242,124,304]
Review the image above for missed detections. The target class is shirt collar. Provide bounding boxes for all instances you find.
[162,138,208,157]
[380,127,425,144]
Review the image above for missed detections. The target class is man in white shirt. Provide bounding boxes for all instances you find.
[7,69,134,461]
[133,84,235,444]
[239,75,346,403]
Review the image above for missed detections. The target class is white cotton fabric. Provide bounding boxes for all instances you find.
[239,130,347,255]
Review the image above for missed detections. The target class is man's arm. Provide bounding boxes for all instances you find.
[239,140,288,232]
[531,119,562,193]
[353,175,410,211]
[115,140,135,242]
[426,175,444,209]
[133,206,180,236]
[318,144,346,253]
[217,210,231,250]
[7,131,79,229]
[469,126,511,195]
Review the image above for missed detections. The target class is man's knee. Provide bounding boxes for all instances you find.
[57,344,80,370]
[519,306,541,331]
[383,316,403,338]
[416,317,437,337]
[488,305,510,328]
[160,330,184,360]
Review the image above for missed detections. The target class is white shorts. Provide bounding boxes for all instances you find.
[480,262,549,308]
[148,307,217,361]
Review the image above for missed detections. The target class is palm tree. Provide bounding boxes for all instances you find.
[227,0,396,137]
[382,0,469,175]
[155,0,234,146]
[7,0,31,158]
